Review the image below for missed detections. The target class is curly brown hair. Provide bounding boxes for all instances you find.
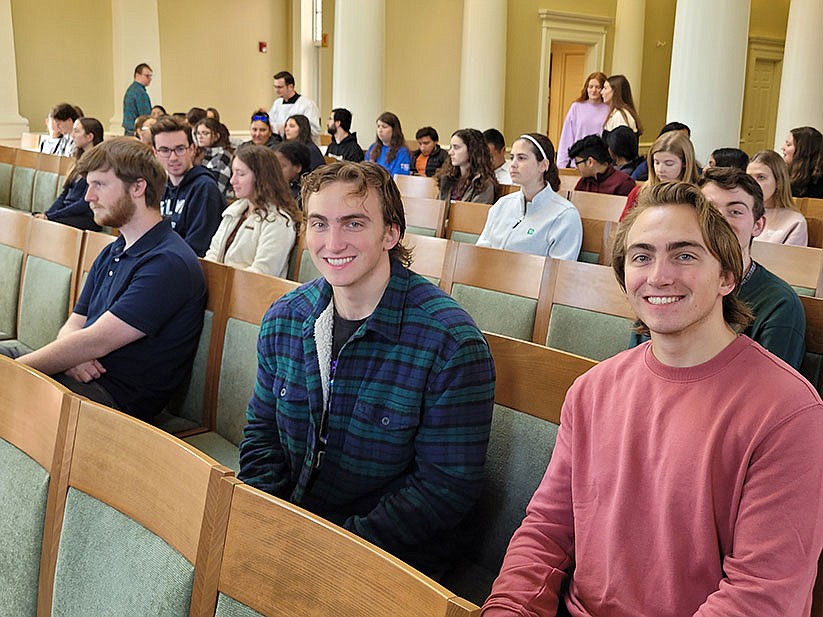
[435,128,498,198]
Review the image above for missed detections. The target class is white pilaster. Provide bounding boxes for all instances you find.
[458,0,507,130]
[666,0,749,162]
[0,0,29,138]
[292,0,321,104]
[332,0,385,137]
[773,0,823,151]
[611,0,646,102]
[109,0,162,134]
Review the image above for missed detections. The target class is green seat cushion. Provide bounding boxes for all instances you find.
[0,163,13,207]
[162,310,214,428]
[578,250,599,264]
[547,304,634,361]
[0,439,50,617]
[17,256,72,350]
[32,171,59,214]
[216,319,261,446]
[792,286,814,297]
[216,592,264,616]
[405,225,435,237]
[10,166,35,212]
[450,231,480,244]
[297,249,322,283]
[52,488,194,616]
[184,432,240,472]
[0,245,23,339]
[450,283,536,341]
[443,404,558,605]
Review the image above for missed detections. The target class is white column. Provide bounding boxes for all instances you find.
[773,0,823,151]
[332,0,385,137]
[109,0,162,134]
[458,0,507,130]
[611,0,646,102]
[0,0,29,138]
[666,0,749,163]
[292,0,321,104]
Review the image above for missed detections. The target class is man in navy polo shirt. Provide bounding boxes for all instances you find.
[13,137,206,421]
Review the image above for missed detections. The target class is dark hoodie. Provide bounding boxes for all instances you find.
[160,165,226,257]
[327,132,364,162]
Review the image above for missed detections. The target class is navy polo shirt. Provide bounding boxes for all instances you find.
[73,219,206,420]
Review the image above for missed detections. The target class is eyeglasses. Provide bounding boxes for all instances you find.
[251,114,270,123]
[574,158,587,167]
[156,145,190,157]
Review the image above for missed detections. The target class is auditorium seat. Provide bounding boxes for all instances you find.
[155,259,231,435]
[184,268,298,471]
[31,152,62,214]
[751,240,823,296]
[537,258,635,361]
[394,174,439,199]
[0,357,78,617]
[75,230,116,300]
[290,233,321,283]
[10,148,38,212]
[403,196,447,237]
[44,399,234,616]
[569,190,626,222]
[1,218,82,355]
[446,200,492,244]
[0,145,15,208]
[442,333,596,605]
[439,242,551,341]
[404,233,450,283]
[0,208,30,340]
[195,478,481,616]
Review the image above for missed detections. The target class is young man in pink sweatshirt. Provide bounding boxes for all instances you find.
[482,182,823,617]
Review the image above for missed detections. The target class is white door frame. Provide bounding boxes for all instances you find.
[537,10,612,134]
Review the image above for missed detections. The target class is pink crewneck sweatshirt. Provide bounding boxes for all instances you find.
[483,336,823,617]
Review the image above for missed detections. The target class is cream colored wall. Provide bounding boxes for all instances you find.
[750,0,789,39]
[384,1,463,145]
[156,0,289,132]
[637,0,676,142]
[11,0,113,129]
[318,0,335,125]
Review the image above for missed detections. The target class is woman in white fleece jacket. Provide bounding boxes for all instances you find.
[205,144,301,277]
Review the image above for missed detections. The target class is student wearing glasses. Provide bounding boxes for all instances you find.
[193,117,234,198]
[151,116,225,256]
[123,63,153,136]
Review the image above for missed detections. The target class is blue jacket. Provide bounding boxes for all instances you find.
[160,165,226,257]
[44,177,100,231]
[365,144,411,176]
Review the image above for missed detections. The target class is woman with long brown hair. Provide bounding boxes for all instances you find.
[205,144,301,277]
[602,74,643,135]
[365,111,411,175]
[435,128,497,203]
[37,117,104,230]
[782,126,823,198]
[747,150,807,245]
[557,71,609,168]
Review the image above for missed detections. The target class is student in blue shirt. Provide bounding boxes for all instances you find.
[364,111,411,176]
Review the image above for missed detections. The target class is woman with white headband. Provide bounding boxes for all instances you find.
[476,133,582,260]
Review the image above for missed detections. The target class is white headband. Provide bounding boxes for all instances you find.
[519,134,549,162]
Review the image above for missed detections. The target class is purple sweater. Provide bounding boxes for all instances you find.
[556,101,609,169]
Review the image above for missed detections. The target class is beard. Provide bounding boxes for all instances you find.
[327,124,337,136]
[93,193,136,228]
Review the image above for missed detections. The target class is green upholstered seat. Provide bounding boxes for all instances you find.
[10,166,35,212]
[406,224,436,237]
[450,230,480,244]
[0,439,50,617]
[215,592,265,616]
[793,285,814,297]
[155,310,215,434]
[183,317,260,471]
[578,250,599,264]
[32,171,60,214]
[0,163,13,208]
[298,249,322,283]
[450,283,537,341]
[443,404,559,605]
[14,256,73,351]
[546,304,634,361]
[0,245,23,340]
[51,488,195,616]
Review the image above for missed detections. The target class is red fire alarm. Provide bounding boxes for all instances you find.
[259,41,268,53]
[321,33,328,48]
